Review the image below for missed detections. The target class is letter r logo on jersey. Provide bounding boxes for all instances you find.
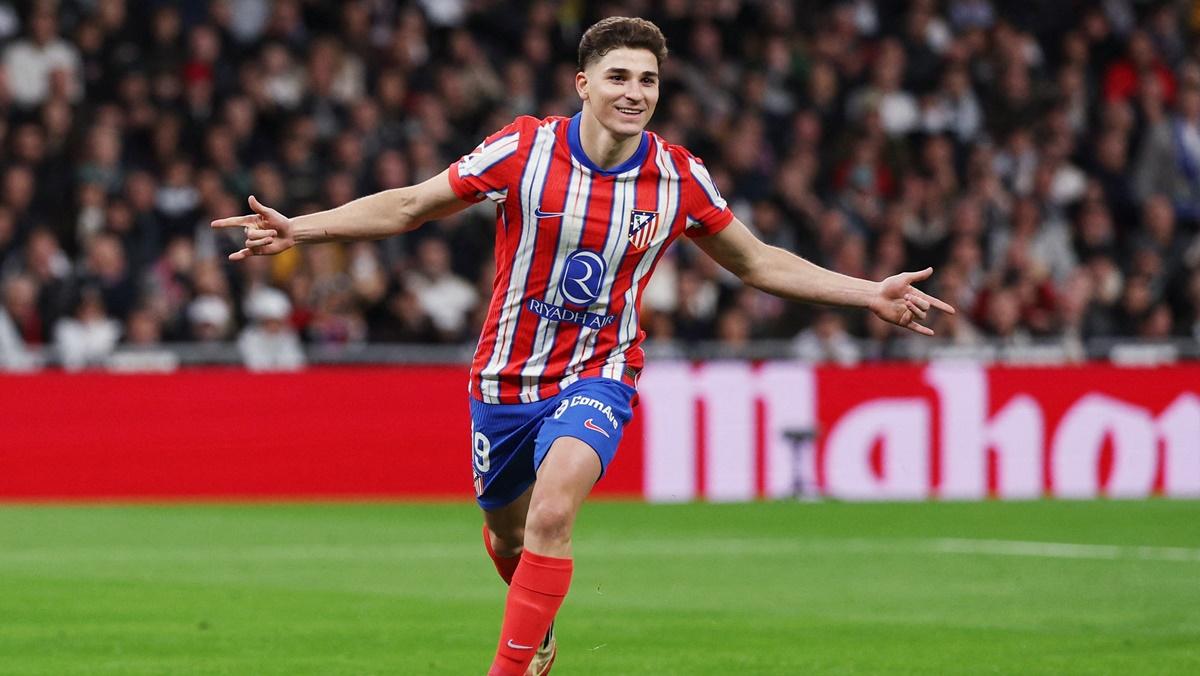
[560,249,607,307]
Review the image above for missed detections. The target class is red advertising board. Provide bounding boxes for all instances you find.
[0,367,644,500]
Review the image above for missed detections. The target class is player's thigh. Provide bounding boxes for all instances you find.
[524,436,605,555]
[524,378,636,546]
[530,436,603,523]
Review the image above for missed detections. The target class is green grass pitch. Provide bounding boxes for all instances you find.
[1,500,1198,675]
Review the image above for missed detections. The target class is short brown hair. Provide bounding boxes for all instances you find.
[577,17,668,70]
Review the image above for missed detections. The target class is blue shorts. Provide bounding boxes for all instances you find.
[469,377,636,511]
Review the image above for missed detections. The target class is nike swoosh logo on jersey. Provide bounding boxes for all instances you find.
[584,418,611,438]
[507,639,536,650]
[534,207,565,218]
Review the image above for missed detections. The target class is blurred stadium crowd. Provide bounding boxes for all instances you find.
[1,0,1199,371]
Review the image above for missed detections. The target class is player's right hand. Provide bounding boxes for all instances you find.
[210,195,296,261]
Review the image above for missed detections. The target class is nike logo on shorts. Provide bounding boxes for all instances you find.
[534,207,564,218]
[584,418,611,438]
[507,639,536,650]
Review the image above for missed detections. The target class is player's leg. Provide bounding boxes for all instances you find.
[470,397,549,585]
[488,378,636,676]
[482,485,533,584]
[523,438,601,556]
[471,395,571,675]
[488,438,597,676]
[482,483,559,676]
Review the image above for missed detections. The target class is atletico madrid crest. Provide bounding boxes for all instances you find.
[627,209,659,251]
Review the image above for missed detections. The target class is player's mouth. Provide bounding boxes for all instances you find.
[615,106,644,119]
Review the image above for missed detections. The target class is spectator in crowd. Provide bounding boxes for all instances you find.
[2,3,81,109]
[238,285,304,371]
[1104,29,1176,104]
[794,309,861,364]
[0,273,40,370]
[54,286,119,370]
[1135,84,1200,219]
[404,236,477,341]
[367,280,439,344]
[846,38,920,138]
[187,294,232,343]
[123,304,165,347]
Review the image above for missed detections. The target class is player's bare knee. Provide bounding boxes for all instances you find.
[525,500,575,546]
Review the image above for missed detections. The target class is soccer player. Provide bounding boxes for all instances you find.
[213,17,954,675]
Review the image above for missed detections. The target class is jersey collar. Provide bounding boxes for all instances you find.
[567,112,649,176]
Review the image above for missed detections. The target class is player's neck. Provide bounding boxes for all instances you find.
[577,110,642,170]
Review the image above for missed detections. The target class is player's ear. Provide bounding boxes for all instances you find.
[575,71,588,101]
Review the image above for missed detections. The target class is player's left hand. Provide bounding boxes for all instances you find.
[868,267,955,336]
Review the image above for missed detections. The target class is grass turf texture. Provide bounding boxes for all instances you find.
[1,501,1197,675]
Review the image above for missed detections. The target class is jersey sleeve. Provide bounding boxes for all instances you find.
[447,118,529,204]
[680,153,735,238]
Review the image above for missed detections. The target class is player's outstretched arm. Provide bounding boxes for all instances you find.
[211,169,472,261]
[692,218,955,335]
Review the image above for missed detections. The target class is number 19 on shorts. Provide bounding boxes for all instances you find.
[472,425,491,474]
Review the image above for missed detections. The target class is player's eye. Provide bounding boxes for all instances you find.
[642,78,657,86]
[610,75,624,82]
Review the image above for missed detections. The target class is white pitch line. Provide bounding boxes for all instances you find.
[925,538,1200,563]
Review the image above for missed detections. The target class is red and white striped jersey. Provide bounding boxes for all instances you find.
[448,113,733,404]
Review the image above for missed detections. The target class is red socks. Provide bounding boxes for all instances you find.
[487,550,573,676]
[483,525,520,585]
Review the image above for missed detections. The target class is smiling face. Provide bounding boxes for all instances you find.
[576,47,660,139]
